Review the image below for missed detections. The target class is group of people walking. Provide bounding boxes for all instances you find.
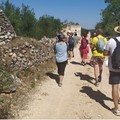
[54,26,120,116]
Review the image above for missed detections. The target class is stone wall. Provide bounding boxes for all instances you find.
[0,37,55,71]
[0,36,55,93]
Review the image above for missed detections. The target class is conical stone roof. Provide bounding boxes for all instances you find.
[0,8,16,45]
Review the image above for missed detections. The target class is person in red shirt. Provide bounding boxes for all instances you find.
[79,30,89,66]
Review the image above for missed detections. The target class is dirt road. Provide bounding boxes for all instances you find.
[17,45,120,119]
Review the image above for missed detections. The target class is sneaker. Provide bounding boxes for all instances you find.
[94,81,100,87]
[111,108,120,116]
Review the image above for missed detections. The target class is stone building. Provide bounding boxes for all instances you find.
[0,8,16,45]
[62,24,81,37]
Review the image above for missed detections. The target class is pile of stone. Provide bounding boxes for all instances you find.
[0,8,16,45]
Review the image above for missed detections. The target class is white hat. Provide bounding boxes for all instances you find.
[114,26,120,33]
[67,30,71,33]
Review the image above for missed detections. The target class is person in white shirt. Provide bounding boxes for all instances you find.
[104,26,120,116]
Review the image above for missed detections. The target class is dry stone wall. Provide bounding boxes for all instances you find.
[0,37,55,71]
[0,36,56,93]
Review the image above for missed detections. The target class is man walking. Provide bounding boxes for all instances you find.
[90,28,107,86]
[104,26,120,116]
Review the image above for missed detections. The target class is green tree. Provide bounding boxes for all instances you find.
[37,15,62,39]
[96,0,120,36]
[20,4,37,37]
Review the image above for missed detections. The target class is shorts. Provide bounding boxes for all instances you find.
[109,71,120,84]
[56,60,67,76]
[68,44,74,51]
[90,56,105,66]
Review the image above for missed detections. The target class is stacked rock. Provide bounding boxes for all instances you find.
[0,8,16,45]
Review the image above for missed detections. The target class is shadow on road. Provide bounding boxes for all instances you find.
[70,61,81,65]
[74,72,94,85]
[71,61,93,67]
[46,72,59,84]
[80,86,112,111]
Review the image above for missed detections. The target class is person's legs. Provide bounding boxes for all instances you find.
[68,45,74,59]
[83,53,88,65]
[94,64,100,86]
[70,51,73,58]
[58,75,64,87]
[119,88,120,103]
[94,64,99,82]
[90,56,94,67]
[57,61,67,87]
[94,57,104,84]
[68,50,73,59]
[98,64,103,82]
[109,71,120,115]
[112,84,119,111]
[98,56,105,82]
[70,45,74,58]
[91,56,99,86]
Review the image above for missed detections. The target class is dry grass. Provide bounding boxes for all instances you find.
[0,36,56,118]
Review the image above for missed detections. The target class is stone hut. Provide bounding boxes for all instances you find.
[0,8,16,45]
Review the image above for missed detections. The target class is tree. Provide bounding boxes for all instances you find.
[96,0,120,36]
[20,4,37,37]
[37,15,62,39]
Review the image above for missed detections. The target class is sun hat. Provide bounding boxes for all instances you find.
[114,26,120,33]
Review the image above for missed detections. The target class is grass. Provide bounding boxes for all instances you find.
[0,36,56,118]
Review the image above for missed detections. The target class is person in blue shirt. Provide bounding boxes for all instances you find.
[54,33,68,87]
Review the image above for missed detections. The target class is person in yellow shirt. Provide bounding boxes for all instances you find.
[90,28,107,86]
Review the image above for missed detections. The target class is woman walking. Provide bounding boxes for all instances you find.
[54,33,68,87]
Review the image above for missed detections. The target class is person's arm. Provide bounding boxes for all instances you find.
[103,39,110,56]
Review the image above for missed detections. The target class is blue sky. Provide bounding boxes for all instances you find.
[1,0,107,29]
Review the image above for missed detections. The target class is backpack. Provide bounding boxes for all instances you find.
[68,36,75,46]
[81,37,88,49]
[111,38,120,69]
[96,37,105,53]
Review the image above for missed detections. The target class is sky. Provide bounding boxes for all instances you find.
[1,0,108,29]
